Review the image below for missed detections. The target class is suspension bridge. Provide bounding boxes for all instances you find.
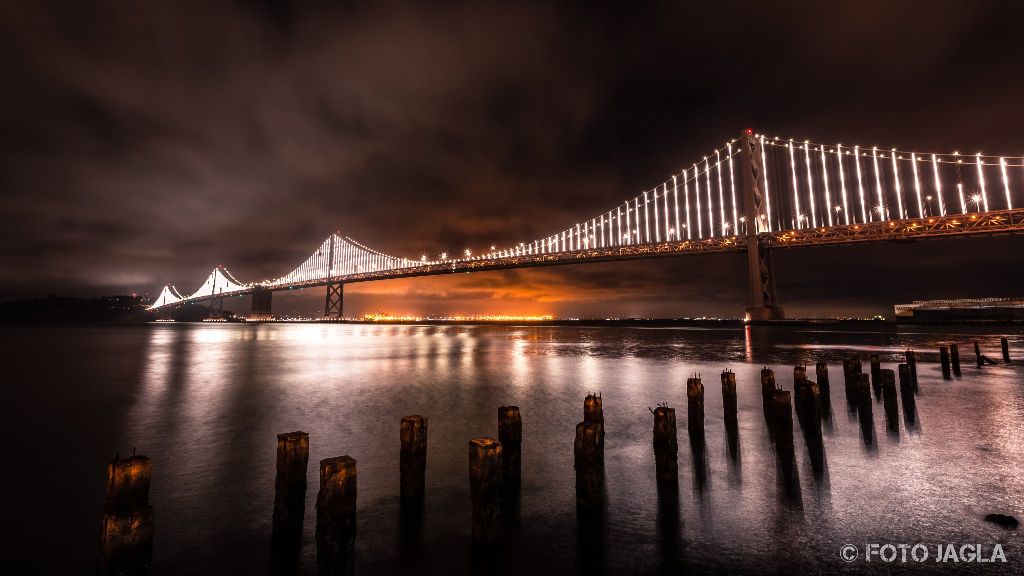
[148,130,1024,320]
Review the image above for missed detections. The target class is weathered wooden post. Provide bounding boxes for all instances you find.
[794,364,807,384]
[99,454,154,576]
[843,357,862,388]
[854,373,874,446]
[721,370,738,417]
[316,456,357,576]
[720,371,739,461]
[760,367,776,414]
[769,390,793,448]
[815,361,830,398]
[652,405,678,486]
[898,364,917,428]
[469,438,503,543]
[794,378,818,415]
[584,393,604,446]
[400,416,428,502]
[950,344,962,377]
[1001,337,1011,363]
[497,406,522,489]
[869,354,882,400]
[794,378,825,481]
[687,375,708,489]
[687,376,705,437]
[273,432,309,549]
[905,350,918,390]
[769,390,800,500]
[974,341,995,366]
[897,364,912,395]
[939,346,951,379]
[880,369,899,436]
[843,357,862,411]
[584,393,603,426]
[815,360,832,425]
[574,422,604,508]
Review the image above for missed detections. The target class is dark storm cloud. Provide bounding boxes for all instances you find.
[1,0,1023,316]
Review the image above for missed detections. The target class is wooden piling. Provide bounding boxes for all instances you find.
[843,358,862,410]
[584,393,603,426]
[814,361,833,425]
[794,378,818,411]
[273,432,309,547]
[687,376,704,435]
[870,354,882,399]
[951,344,961,377]
[99,454,154,576]
[760,367,776,414]
[768,390,795,461]
[721,370,740,461]
[940,346,951,379]
[1001,337,1011,363]
[768,390,800,500]
[497,406,522,488]
[652,406,678,486]
[880,369,899,435]
[574,422,604,508]
[854,373,874,446]
[815,361,830,398]
[793,379,825,480]
[898,364,917,428]
[400,416,428,502]
[316,456,357,576]
[853,372,872,410]
[469,438,503,543]
[842,357,862,390]
[897,364,913,395]
[974,341,996,366]
[721,370,737,423]
[905,350,918,390]
[794,364,807,384]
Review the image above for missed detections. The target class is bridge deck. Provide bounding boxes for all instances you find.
[171,208,1024,307]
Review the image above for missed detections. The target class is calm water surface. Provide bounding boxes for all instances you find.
[4,323,1023,574]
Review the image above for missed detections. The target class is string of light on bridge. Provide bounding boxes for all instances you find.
[149,131,1024,310]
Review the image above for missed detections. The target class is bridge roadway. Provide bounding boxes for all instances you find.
[178,207,1024,306]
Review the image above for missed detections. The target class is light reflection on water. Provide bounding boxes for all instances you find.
[5,323,1023,574]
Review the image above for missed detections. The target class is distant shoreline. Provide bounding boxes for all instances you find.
[3,294,1023,326]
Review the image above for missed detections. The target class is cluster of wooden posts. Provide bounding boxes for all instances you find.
[939,337,1011,377]
[98,338,1011,575]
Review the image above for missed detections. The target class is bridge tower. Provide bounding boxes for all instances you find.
[739,130,785,320]
[208,268,224,319]
[250,286,273,320]
[324,234,344,319]
[325,284,343,319]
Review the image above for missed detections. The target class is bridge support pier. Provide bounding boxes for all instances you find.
[325,283,344,319]
[250,287,273,321]
[208,295,224,319]
[739,130,785,320]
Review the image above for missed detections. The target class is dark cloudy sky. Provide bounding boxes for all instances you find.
[2,0,1023,318]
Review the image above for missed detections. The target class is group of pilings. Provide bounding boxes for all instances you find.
[940,337,1011,378]
[269,411,526,573]
[99,337,1015,574]
[840,350,922,448]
